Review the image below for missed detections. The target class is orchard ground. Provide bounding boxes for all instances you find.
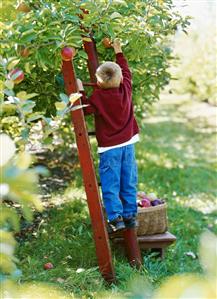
[16,93,217,298]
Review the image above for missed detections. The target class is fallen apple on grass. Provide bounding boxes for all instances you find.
[43,262,54,270]
[8,68,24,84]
[61,47,76,61]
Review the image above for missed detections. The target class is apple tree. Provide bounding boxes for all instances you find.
[0,0,190,145]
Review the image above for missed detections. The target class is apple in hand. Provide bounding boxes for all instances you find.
[61,47,76,61]
[9,68,24,84]
[43,262,54,270]
[102,37,112,48]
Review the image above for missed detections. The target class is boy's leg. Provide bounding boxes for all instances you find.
[99,148,123,222]
[120,144,138,219]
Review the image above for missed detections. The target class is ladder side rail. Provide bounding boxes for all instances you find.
[61,59,115,282]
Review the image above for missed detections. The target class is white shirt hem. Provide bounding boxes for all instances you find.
[98,134,139,153]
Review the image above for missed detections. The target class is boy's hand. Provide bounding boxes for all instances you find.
[112,38,122,54]
[76,78,84,91]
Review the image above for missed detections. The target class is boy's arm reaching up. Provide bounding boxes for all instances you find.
[113,39,132,87]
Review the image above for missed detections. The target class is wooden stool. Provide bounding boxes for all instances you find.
[110,231,176,259]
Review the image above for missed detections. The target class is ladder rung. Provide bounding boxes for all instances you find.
[83,82,97,87]
[88,131,96,136]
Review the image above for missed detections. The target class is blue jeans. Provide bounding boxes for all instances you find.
[99,144,138,222]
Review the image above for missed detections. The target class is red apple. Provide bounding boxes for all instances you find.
[43,262,54,270]
[9,68,24,84]
[139,198,151,208]
[102,37,112,48]
[61,47,76,61]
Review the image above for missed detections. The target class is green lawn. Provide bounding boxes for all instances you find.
[16,95,217,298]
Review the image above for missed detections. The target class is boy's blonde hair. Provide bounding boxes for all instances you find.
[96,62,122,89]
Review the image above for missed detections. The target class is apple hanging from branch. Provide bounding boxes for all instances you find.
[9,68,24,84]
[61,47,76,61]
[102,37,112,48]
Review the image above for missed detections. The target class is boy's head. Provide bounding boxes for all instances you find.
[96,62,122,89]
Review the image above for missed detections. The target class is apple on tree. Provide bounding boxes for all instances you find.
[102,37,112,48]
[8,68,24,84]
[61,47,76,61]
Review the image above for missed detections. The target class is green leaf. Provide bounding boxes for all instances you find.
[78,50,88,59]
[0,207,19,232]
[7,59,20,71]
[34,166,49,176]
[59,93,69,104]
[110,12,122,19]
[21,128,30,140]
[4,89,15,97]
[82,37,92,42]
[16,91,38,101]
[27,114,44,123]
[24,62,31,74]
[4,80,14,90]
[20,101,36,113]
[16,152,32,170]
[55,102,66,110]
[112,0,127,6]
[21,31,37,42]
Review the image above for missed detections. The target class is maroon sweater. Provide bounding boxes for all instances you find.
[82,53,139,147]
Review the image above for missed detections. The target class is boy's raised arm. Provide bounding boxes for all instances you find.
[113,39,132,84]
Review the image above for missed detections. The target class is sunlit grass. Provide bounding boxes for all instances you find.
[16,96,217,297]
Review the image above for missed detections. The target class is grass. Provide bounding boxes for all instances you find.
[16,95,217,298]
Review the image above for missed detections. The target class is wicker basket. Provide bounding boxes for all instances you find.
[136,203,168,235]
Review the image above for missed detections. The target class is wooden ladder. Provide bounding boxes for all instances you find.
[61,37,142,283]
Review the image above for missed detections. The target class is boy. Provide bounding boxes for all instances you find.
[77,39,139,231]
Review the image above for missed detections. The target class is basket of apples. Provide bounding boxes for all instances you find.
[136,192,168,235]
